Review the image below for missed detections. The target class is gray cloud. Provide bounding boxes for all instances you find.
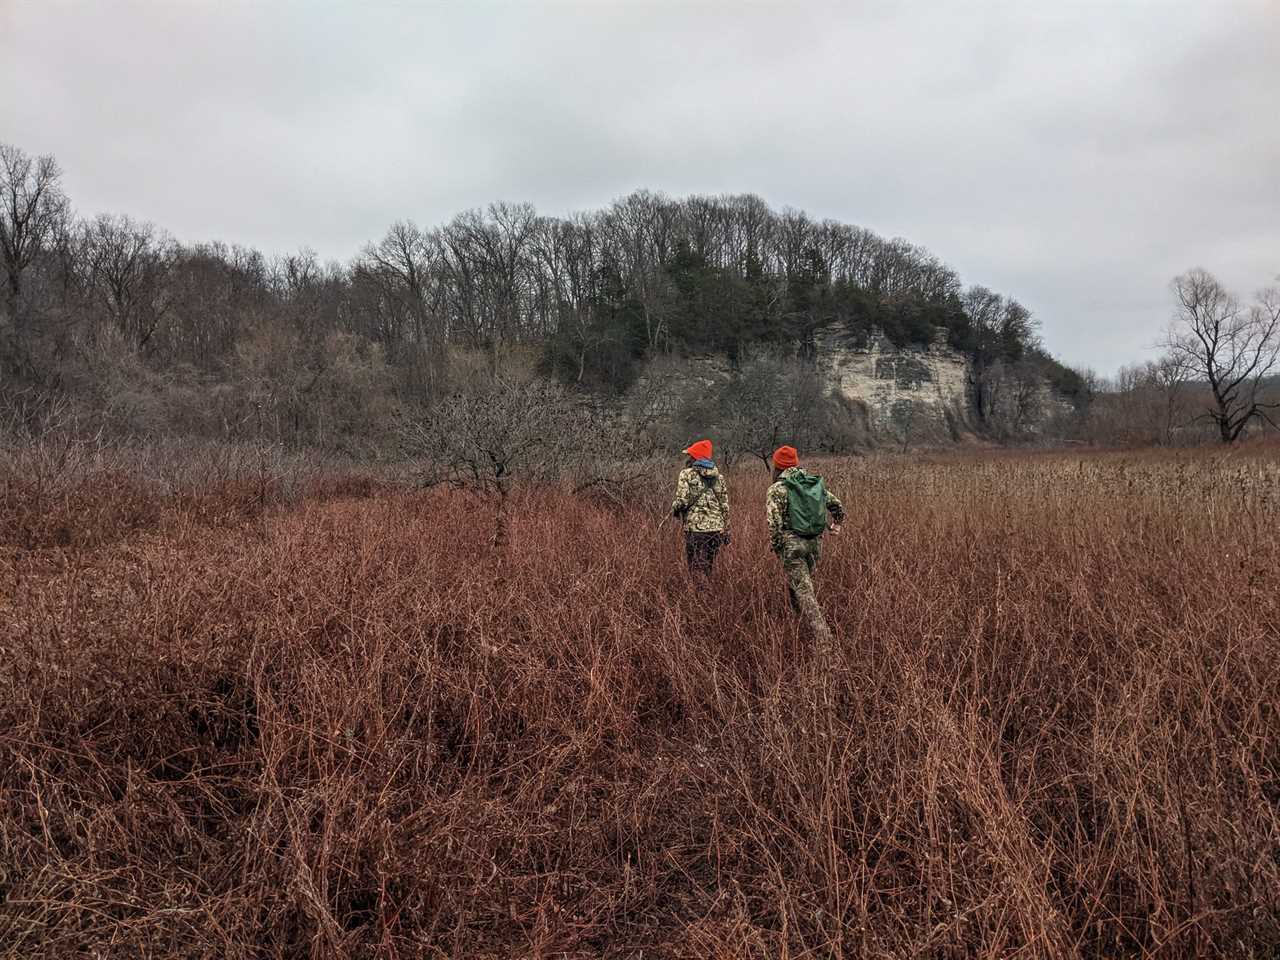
[3,0,1277,373]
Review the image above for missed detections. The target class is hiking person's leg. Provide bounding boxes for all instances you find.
[703,533,722,576]
[789,538,832,647]
[782,539,814,613]
[687,532,715,576]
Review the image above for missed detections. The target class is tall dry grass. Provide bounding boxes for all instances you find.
[1,447,1277,957]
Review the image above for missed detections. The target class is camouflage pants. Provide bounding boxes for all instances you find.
[778,533,833,649]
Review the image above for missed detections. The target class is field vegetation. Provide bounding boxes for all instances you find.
[2,442,1277,957]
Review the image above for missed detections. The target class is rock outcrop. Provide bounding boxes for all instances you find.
[637,330,1075,446]
[815,332,972,442]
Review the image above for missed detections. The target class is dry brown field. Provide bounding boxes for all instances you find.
[2,445,1278,958]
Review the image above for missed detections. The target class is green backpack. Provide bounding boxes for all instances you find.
[782,470,829,537]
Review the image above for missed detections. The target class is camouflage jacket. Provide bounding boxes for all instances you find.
[766,467,845,553]
[672,466,730,533]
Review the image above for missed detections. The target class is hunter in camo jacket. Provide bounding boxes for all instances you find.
[766,446,844,641]
[671,439,730,576]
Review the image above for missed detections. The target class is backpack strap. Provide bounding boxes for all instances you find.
[679,472,719,523]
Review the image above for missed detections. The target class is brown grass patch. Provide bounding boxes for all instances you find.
[1,449,1277,957]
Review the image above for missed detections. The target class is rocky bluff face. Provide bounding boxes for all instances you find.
[645,331,1074,447]
[821,332,1076,442]
[816,333,973,442]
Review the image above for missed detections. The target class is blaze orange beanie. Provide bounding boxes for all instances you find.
[772,445,799,470]
[684,439,713,461]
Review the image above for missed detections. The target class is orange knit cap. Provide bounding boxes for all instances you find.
[684,439,713,461]
[772,445,799,470]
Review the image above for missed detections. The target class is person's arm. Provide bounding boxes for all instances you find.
[718,476,730,529]
[671,469,693,517]
[825,487,846,529]
[766,482,787,553]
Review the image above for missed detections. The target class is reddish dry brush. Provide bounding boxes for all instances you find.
[0,436,397,550]
[1,450,1278,958]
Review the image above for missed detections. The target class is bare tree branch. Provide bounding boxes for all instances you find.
[1165,269,1280,443]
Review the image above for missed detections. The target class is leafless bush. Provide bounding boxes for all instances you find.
[403,375,676,540]
[401,377,592,546]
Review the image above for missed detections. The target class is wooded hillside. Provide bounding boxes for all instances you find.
[1,143,1083,453]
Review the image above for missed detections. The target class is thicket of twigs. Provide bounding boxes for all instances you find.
[2,445,1278,958]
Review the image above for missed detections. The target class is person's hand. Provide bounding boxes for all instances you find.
[828,521,842,536]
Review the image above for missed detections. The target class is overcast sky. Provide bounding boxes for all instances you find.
[2,0,1277,373]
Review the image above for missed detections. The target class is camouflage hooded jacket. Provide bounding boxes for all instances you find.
[766,467,846,553]
[672,465,730,533]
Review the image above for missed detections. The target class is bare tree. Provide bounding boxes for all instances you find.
[601,191,677,351]
[1005,360,1045,436]
[356,221,448,398]
[80,215,176,350]
[1149,353,1193,445]
[960,285,1006,423]
[0,143,71,335]
[360,221,441,342]
[530,214,617,384]
[889,398,919,453]
[1165,269,1280,443]
[1100,357,1192,445]
[714,349,836,465]
[163,242,271,368]
[402,377,589,547]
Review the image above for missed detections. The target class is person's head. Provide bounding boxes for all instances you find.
[771,445,798,479]
[684,439,713,465]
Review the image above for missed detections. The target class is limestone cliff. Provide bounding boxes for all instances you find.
[639,330,1074,446]
[814,332,973,441]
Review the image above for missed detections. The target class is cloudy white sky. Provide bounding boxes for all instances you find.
[3,0,1277,373]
